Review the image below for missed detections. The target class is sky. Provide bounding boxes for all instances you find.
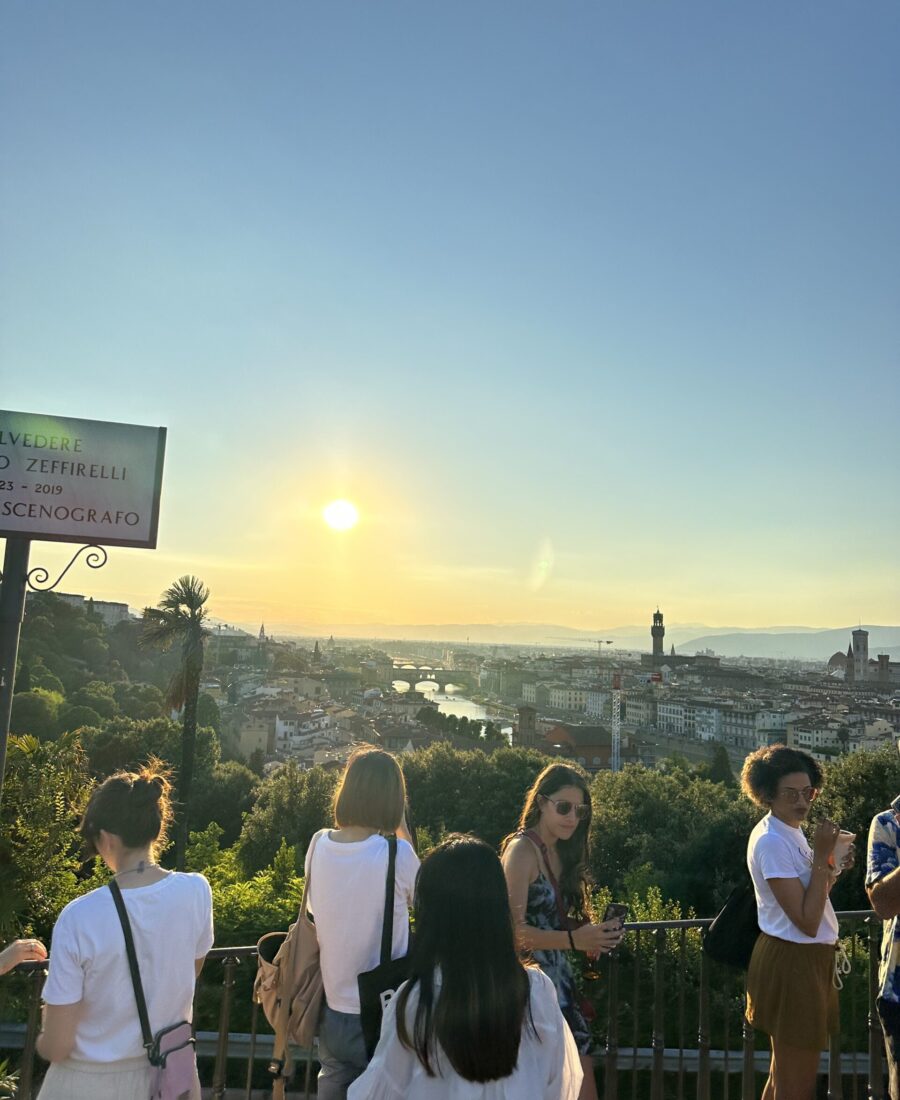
[2,2,898,634]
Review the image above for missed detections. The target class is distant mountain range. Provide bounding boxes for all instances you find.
[264,620,900,661]
[678,627,900,661]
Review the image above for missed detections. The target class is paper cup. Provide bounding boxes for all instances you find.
[830,830,856,875]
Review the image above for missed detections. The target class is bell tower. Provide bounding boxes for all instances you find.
[651,609,665,659]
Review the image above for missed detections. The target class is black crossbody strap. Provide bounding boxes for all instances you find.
[379,835,398,966]
[108,879,154,1052]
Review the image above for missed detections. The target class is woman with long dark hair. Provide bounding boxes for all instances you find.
[742,744,852,1100]
[348,834,582,1098]
[36,764,213,1100]
[307,746,419,1099]
[502,763,622,1100]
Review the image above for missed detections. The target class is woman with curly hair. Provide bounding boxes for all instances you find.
[741,744,853,1100]
[501,763,622,1100]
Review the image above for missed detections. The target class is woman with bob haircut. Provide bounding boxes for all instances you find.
[36,763,213,1100]
[501,763,623,1100]
[348,834,582,1099]
[741,743,853,1100]
[306,745,419,1100]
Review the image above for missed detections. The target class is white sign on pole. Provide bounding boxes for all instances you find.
[0,410,167,549]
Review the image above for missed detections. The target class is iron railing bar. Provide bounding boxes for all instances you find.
[631,927,641,1100]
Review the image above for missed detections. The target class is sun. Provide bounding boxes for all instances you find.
[322,499,359,531]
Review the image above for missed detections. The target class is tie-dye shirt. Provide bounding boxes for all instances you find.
[866,808,900,1003]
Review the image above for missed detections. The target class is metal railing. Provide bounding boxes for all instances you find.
[0,912,888,1099]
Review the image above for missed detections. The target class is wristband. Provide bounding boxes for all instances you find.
[567,928,577,952]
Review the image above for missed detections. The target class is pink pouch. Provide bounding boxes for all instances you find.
[150,1020,197,1100]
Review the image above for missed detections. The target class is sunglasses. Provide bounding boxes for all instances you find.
[778,785,819,804]
[542,796,590,820]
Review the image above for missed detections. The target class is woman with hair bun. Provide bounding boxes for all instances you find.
[349,835,582,1098]
[36,763,213,1100]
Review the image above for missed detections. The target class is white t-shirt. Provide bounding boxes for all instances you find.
[306,830,419,1014]
[42,872,214,1062]
[347,967,583,1100]
[747,813,838,945]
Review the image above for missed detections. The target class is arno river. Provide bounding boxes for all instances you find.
[394,682,513,737]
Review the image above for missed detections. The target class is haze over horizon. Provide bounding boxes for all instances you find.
[3,2,898,629]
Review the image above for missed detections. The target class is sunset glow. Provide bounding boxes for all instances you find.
[322,500,359,532]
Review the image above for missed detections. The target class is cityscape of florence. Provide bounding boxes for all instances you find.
[1,2,898,1098]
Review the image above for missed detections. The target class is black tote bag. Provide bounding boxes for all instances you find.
[702,876,760,969]
[357,835,412,1059]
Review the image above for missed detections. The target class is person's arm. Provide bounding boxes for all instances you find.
[0,938,46,976]
[869,868,900,919]
[766,819,838,938]
[36,1003,81,1062]
[501,837,619,954]
[866,814,900,919]
[396,804,417,853]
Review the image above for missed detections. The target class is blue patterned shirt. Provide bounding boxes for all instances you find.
[866,809,900,1003]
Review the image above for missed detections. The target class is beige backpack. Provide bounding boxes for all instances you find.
[254,832,323,1099]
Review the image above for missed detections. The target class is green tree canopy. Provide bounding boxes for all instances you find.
[9,689,63,740]
[0,733,93,941]
[191,761,260,846]
[79,716,220,782]
[589,764,760,915]
[237,763,337,875]
[401,743,548,850]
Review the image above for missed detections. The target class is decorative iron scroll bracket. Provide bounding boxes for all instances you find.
[23,544,109,593]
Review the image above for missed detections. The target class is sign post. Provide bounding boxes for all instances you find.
[0,410,166,806]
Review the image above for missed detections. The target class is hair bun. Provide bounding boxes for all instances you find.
[131,774,165,806]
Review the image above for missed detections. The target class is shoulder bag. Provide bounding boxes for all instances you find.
[702,875,760,969]
[254,831,324,1100]
[357,834,412,1059]
[108,878,196,1100]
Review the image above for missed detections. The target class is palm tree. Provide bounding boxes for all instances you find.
[142,575,210,870]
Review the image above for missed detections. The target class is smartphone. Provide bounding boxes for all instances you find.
[602,902,628,928]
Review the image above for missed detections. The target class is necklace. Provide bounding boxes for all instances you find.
[115,860,156,878]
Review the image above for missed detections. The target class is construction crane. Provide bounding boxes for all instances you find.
[549,638,621,771]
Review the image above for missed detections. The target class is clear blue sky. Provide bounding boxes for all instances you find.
[2,2,898,630]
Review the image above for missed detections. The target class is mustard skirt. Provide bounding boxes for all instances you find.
[746,932,839,1050]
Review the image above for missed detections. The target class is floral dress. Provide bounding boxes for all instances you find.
[526,874,592,1054]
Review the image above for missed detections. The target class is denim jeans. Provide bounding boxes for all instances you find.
[878,997,900,1100]
[317,1005,368,1100]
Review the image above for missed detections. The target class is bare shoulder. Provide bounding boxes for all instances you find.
[502,834,539,875]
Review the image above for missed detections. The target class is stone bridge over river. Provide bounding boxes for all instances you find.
[390,662,477,692]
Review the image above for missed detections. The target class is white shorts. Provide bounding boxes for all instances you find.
[38,1055,201,1100]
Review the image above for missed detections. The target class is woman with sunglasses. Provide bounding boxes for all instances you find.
[502,763,622,1100]
[741,744,852,1100]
